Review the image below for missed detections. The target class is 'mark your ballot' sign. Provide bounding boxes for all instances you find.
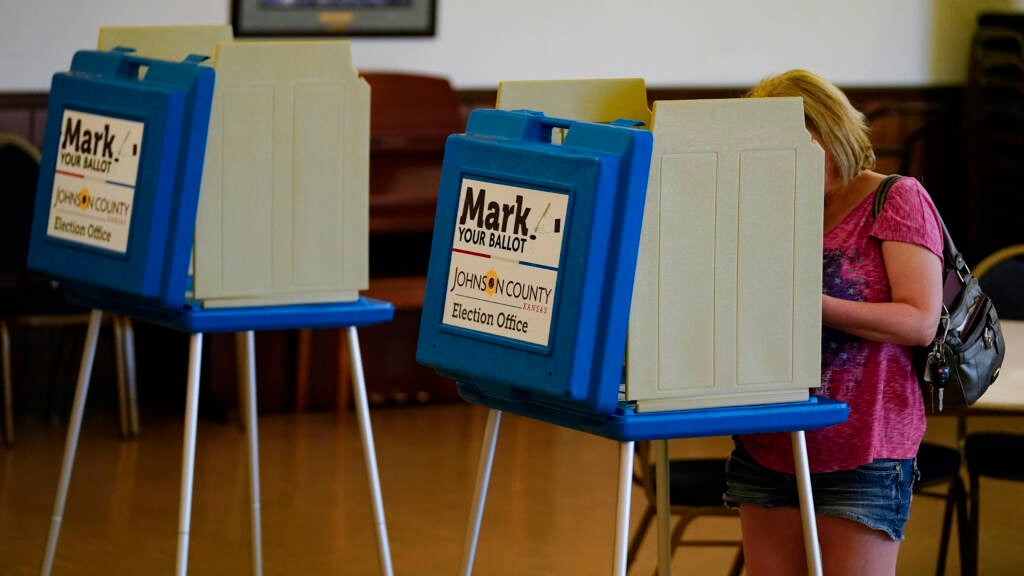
[445,177,568,347]
[47,109,144,253]
[418,109,651,415]
[28,48,214,308]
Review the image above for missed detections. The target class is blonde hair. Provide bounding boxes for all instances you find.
[747,69,874,184]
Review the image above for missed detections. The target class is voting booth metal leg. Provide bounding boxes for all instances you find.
[236,336,249,434]
[237,331,264,576]
[654,439,672,576]
[175,332,203,576]
[112,316,140,439]
[346,326,394,576]
[791,430,822,576]
[614,440,636,576]
[113,317,130,438]
[2,320,12,445]
[459,408,502,576]
[40,309,103,576]
[122,318,140,437]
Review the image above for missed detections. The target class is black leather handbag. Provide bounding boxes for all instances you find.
[873,175,1004,413]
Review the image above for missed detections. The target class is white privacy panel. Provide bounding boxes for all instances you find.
[737,149,796,387]
[98,25,232,62]
[219,86,273,294]
[96,29,369,308]
[628,97,824,412]
[292,84,347,288]
[497,78,651,126]
[193,41,369,307]
[658,153,718,392]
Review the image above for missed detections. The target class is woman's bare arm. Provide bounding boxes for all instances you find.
[821,241,943,346]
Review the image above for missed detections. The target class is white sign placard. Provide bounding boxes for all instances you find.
[442,177,569,347]
[45,109,143,254]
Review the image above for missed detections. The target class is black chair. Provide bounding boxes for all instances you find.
[627,441,743,576]
[974,244,1024,319]
[960,245,1024,576]
[0,133,138,445]
[964,432,1024,576]
[914,441,971,576]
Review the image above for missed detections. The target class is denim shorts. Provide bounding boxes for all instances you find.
[722,443,918,541]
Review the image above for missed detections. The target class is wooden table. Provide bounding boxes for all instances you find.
[973,319,1024,411]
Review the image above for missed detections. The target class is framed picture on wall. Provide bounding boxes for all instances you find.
[232,0,437,37]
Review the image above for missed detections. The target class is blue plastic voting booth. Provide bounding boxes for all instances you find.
[29,48,211,310]
[28,48,395,576]
[417,106,849,576]
[417,109,651,416]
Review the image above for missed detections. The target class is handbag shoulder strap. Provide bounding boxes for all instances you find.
[871,174,904,220]
[870,174,968,278]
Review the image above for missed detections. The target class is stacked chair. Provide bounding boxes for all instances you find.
[964,13,1024,262]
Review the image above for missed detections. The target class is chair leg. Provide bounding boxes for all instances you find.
[113,316,130,438]
[40,309,103,576]
[614,441,636,576]
[236,335,248,433]
[667,512,698,552]
[175,332,203,576]
[791,430,822,576]
[122,318,139,437]
[236,332,263,576]
[936,479,956,576]
[727,548,745,576]
[48,330,74,426]
[968,472,980,576]
[2,320,13,445]
[336,329,351,415]
[294,328,312,413]
[345,326,394,576]
[654,439,671,576]
[459,408,502,576]
[654,511,700,576]
[626,506,655,571]
[953,475,970,576]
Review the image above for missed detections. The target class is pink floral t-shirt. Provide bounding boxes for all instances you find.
[740,177,944,474]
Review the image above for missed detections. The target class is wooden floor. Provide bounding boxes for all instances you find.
[1,401,1023,575]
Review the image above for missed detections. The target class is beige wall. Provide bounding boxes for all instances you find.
[1,0,1021,91]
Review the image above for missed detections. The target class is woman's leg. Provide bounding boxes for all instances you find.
[817,514,900,576]
[739,505,807,576]
[739,505,900,576]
